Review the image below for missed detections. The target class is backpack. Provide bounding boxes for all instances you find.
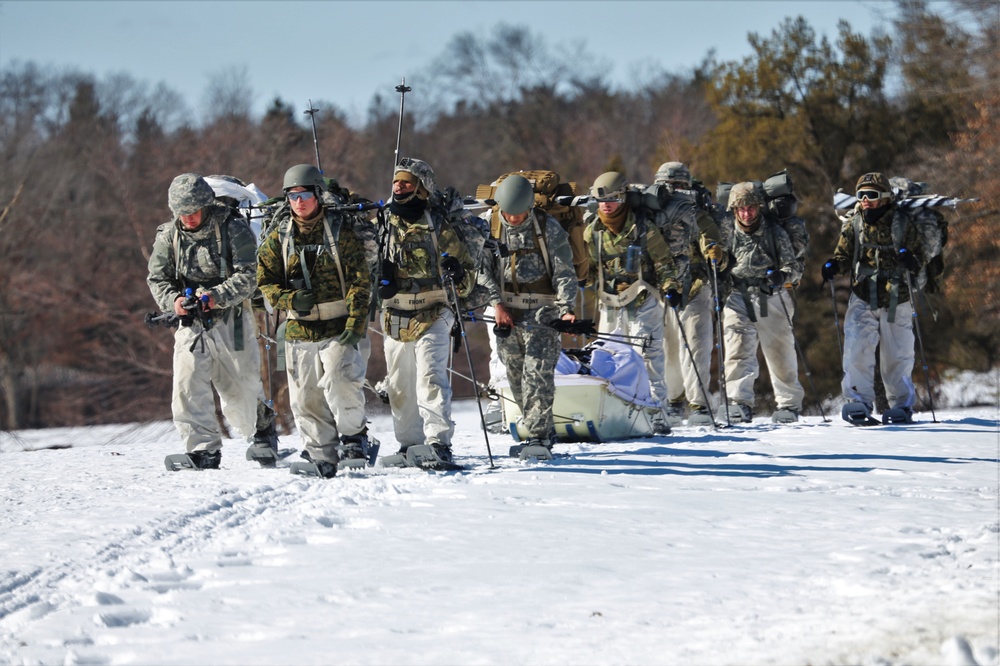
[476,170,588,281]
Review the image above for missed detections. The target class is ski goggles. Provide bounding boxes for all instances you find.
[856,189,891,201]
[287,191,316,202]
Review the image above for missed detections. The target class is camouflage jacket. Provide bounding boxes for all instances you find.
[688,206,728,300]
[147,203,258,313]
[832,204,926,308]
[726,214,799,291]
[380,209,476,342]
[257,206,371,341]
[776,214,810,284]
[583,208,679,309]
[481,208,578,325]
[654,195,696,286]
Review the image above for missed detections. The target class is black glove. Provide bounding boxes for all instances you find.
[898,247,920,273]
[665,289,682,309]
[441,255,465,283]
[548,319,597,336]
[291,290,316,312]
[821,259,839,282]
[377,280,399,300]
[493,323,512,339]
[766,269,785,289]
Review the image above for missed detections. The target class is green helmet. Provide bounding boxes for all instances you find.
[495,174,535,215]
[283,164,326,192]
[590,172,628,201]
[654,162,691,188]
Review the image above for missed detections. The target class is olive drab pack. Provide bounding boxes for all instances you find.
[477,170,588,282]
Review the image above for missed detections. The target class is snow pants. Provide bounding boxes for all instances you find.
[598,295,668,411]
[722,289,804,411]
[663,287,715,409]
[171,307,266,453]
[841,294,916,409]
[383,309,456,449]
[285,336,367,464]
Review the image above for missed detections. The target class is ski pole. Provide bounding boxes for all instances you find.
[669,303,718,428]
[442,260,495,467]
[303,100,323,175]
[828,277,843,355]
[710,257,731,426]
[393,78,411,171]
[775,288,830,422]
[902,270,938,422]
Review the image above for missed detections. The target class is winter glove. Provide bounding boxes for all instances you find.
[377,280,399,300]
[290,290,316,312]
[493,324,512,339]
[898,247,920,273]
[821,259,839,282]
[337,329,363,348]
[766,269,786,290]
[441,255,465,283]
[665,289,682,309]
[705,243,725,263]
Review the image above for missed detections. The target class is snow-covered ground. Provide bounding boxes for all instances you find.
[2,385,998,665]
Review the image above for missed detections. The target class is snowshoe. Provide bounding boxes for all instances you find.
[663,401,685,428]
[686,405,715,427]
[245,423,282,467]
[289,460,338,478]
[842,402,879,426]
[337,433,380,470]
[717,402,752,424]
[771,408,800,424]
[165,449,221,472]
[380,444,465,471]
[509,439,554,461]
[881,406,914,425]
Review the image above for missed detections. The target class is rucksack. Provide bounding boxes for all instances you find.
[476,170,588,281]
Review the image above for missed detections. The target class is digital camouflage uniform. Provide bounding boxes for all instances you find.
[147,175,271,456]
[380,203,476,451]
[721,183,804,415]
[257,203,371,465]
[584,208,679,416]
[482,208,578,443]
[829,179,927,411]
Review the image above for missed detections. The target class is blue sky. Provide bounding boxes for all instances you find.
[0,1,894,125]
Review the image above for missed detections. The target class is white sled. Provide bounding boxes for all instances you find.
[495,338,657,443]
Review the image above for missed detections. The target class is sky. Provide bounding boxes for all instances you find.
[0,369,997,664]
[0,0,896,126]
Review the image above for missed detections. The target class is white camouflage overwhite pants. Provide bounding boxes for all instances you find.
[663,287,715,409]
[285,336,367,464]
[598,294,668,410]
[383,309,456,449]
[841,294,916,409]
[722,289,804,411]
[171,307,265,453]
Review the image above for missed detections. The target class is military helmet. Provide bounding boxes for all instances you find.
[168,173,216,216]
[590,171,628,201]
[727,181,764,210]
[283,164,326,192]
[855,172,891,194]
[394,157,436,198]
[654,161,692,188]
[495,174,535,215]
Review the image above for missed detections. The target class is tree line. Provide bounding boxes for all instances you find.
[0,0,995,430]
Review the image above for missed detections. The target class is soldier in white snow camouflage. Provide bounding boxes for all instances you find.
[718,182,804,423]
[147,173,276,469]
[653,162,726,422]
[583,172,680,434]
